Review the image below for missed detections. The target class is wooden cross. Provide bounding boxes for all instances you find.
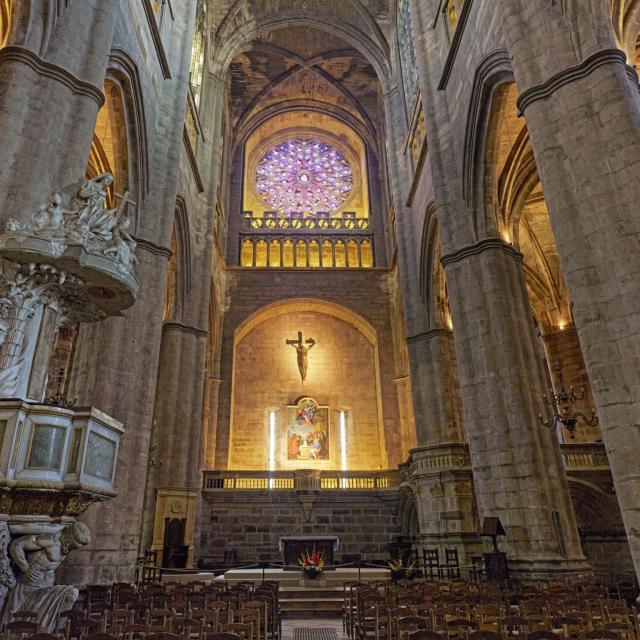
[286,331,315,349]
[114,190,137,219]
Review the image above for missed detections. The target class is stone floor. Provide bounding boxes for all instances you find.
[281,617,346,640]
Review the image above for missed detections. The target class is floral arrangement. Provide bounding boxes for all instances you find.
[387,557,417,581]
[299,548,325,579]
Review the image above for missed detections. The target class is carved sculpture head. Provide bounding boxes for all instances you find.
[60,521,91,555]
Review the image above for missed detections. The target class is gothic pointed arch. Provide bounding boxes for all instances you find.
[462,49,514,240]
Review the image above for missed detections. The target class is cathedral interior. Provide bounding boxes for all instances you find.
[1,0,640,632]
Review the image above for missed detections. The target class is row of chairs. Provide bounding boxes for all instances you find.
[3,580,281,640]
[344,578,640,640]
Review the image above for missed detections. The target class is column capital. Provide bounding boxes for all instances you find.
[440,237,522,267]
[517,48,634,116]
[0,46,104,107]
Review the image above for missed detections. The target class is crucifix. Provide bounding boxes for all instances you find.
[286,331,316,384]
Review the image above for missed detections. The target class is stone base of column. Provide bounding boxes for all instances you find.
[406,443,482,567]
[507,554,592,580]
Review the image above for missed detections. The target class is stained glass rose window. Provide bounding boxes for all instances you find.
[255,139,354,215]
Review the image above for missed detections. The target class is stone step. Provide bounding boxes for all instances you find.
[281,610,343,619]
[281,597,343,607]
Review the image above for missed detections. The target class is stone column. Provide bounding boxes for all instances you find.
[202,376,222,469]
[63,248,169,584]
[499,0,640,579]
[442,238,587,576]
[140,322,208,557]
[0,3,118,219]
[382,82,480,565]
[59,0,198,584]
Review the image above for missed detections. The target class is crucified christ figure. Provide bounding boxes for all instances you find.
[286,331,316,384]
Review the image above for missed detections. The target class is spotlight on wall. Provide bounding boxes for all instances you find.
[269,410,276,488]
[539,362,598,439]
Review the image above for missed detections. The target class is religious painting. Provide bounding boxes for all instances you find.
[286,397,329,461]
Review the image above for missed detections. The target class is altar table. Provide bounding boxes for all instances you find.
[279,535,339,568]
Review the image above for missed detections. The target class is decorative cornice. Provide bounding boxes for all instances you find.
[440,237,522,267]
[517,48,630,115]
[134,237,172,260]
[162,321,208,337]
[437,0,475,91]
[0,46,104,107]
[407,328,453,344]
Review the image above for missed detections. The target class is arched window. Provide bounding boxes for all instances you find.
[308,240,320,268]
[296,240,308,268]
[255,239,268,267]
[397,0,420,118]
[269,239,281,267]
[87,81,129,207]
[163,228,178,321]
[334,241,346,268]
[347,240,359,268]
[282,239,294,267]
[241,238,254,267]
[321,240,333,268]
[360,240,373,268]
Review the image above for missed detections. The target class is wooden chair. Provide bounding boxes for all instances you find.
[407,632,445,640]
[549,615,585,638]
[499,615,530,638]
[583,630,622,640]
[467,632,502,640]
[23,634,57,640]
[145,634,182,640]
[525,632,560,640]
[84,633,118,640]
[446,618,478,639]
[66,617,99,640]
[202,633,242,640]
[396,616,430,640]
[6,628,39,640]
[222,623,253,640]
[120,623,149,640]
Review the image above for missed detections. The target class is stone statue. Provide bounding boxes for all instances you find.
[0,174,137,275]
[2,522,91,632]
[104,216,138,270]
[0,524,16,619]
[286,331,316,384]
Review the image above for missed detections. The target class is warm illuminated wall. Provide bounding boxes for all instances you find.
[228,308,386,471]
[242,111,370,220]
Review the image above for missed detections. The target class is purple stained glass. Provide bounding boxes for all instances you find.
[255,139,354,215]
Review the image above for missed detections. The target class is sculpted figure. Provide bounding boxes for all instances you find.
[104,217,138,268]
[2,522,91,632]
[43,194,65,231]
[70,174,119,242]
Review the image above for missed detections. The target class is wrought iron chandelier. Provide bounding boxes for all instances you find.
[539,362,599,438]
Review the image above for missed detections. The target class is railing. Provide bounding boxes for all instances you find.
[239,233,374,269]
[203,469,401,491]
[243,210,369,231]
[560,442,610,471]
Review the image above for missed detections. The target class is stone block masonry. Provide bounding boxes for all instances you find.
[198,488,401,565]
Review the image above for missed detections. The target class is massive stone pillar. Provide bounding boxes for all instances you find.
[142,71,227,566]
[499,0,640,579]
[59,1,198,584]
[0,3,117,219]
[382,85,480,565]
[442,238,587,575]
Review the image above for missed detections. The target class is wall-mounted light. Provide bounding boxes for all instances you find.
[269,410,276,488]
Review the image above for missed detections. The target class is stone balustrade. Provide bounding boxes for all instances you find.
[560,442,610,471]
[243,210,369,232]
[203,468,401,491]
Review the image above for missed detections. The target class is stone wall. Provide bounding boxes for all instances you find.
[230,310,385,470]
[198,488,401,564]
[216,269,403,469]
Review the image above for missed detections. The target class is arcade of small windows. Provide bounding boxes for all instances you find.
[240,237,373,269]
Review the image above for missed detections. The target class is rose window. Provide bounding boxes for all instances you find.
[255,139,354,215]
